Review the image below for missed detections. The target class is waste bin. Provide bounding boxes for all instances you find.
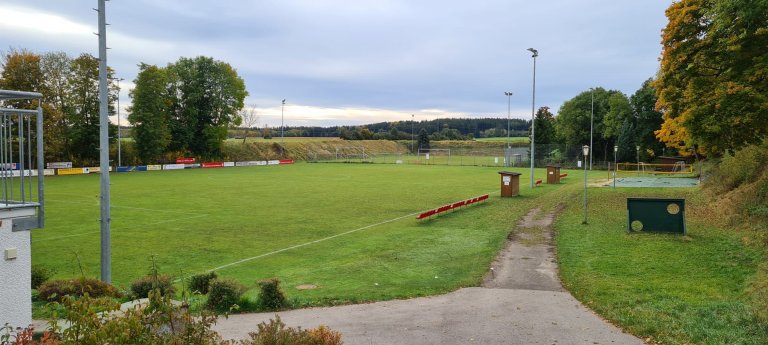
[546,165,561,184]
[498,171,521,197]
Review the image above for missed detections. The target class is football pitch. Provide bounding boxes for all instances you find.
[32,163,570,303]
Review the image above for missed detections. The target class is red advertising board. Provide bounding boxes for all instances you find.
[201,162,224,168]
[278,160,295,165]
[176,157,196,164]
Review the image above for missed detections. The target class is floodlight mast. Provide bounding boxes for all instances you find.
[504,91,513,166]
[97,0,111,283]
[527,48,538,188]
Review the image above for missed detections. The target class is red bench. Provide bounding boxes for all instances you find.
[416,194,490,220]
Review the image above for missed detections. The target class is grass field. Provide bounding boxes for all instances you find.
[556,185,768,344]
[30,162,768,342]
[32,163,582,306]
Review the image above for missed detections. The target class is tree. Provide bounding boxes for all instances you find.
[631,79,665,159]
[655,0,768,156]
[66,54,116,166]
[128,64,171,163]
[40,52,74,162]
[165,56,247,157]
[238,105,260,144]
[418,128,430,150]
[555,88,614,161]
[532,106,556,145]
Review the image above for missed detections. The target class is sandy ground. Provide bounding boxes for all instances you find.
[213,207,644,345]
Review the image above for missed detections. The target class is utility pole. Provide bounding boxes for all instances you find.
[97,0,111,283]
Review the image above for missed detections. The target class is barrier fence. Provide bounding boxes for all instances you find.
[8,159,295,177]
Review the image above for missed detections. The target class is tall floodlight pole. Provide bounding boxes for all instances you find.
[590,88,594,170]
[527,48,538,188]
[97,0,111,283]
[504,91,513,167]
[280,99,286,146]
[115,77,124,167]
[582,145,590,224]
[411,114,415,154]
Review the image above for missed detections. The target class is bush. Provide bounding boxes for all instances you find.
[130,274,176,299]
[257,278,287,311]
[31,265,54,289]
[710,142,768,192]
[37,277,122,302]
[189,271,218,295]
[242,316,343,345]
[206,279,245,312]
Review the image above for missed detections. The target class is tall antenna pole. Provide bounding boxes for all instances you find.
[97,0,111,283]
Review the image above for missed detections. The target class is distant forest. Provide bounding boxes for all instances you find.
[255,118,531,140]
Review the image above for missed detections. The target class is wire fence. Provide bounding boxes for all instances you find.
[306,144,639,169]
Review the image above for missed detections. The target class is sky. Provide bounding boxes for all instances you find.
[0,1,673,128]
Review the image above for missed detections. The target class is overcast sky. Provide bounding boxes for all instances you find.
[1,1,672,127]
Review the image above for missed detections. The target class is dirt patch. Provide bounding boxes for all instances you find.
[482,204,565,291]
[295,284,318,290]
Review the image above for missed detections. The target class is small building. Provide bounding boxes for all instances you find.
[0,90,45,328]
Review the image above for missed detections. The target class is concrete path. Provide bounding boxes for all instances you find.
[214,208,643,345]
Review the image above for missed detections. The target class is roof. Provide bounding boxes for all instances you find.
[0,90,43,101]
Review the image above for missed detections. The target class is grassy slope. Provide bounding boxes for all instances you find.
[555,185,767,344]
[33,163,573,305]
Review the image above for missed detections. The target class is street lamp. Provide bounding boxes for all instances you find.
[504,91,513,167]
[281,99,286,146]
[636,144,640,175]
[527,48,538,188]
[114,77,124,167]
[582,145,590,224]
[613,145,618,189]
[590,88,594,170]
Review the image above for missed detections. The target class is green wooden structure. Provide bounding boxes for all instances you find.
[627,198,686,234]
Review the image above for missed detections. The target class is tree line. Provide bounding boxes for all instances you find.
[0,49,118,166]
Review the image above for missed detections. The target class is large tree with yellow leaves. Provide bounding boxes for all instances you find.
[655,0,768,156]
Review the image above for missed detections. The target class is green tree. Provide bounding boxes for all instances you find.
[40,51,74,162]
[631,79,665,159]
[165,56,247,157]
[555,88,613,160]
[128,64,171,163]
[418,128,430,150]
[66,54,116,166]
[656,0,768,156]
[532,106,556,145]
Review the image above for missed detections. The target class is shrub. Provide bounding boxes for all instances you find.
[31,265,54,289]
[189,271,218,295]
[242,316,343,345]
[37,277,121,302]
[257,278,287,311]
[130,274,175,299]
[206,279,245,312]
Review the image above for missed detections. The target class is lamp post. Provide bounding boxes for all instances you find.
[281,99,286,146]
[636,144,640,175]
[115,77,124,167]
[527,48,538,188]
[582,145,590,224]
[505,91,513,167]
[613,145,618,189]
[590,88,594,170]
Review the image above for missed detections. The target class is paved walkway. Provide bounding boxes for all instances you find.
[214,208,643,345]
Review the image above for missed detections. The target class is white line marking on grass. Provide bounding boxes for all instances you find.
[197,211,423,276]
[32,214,209,243]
